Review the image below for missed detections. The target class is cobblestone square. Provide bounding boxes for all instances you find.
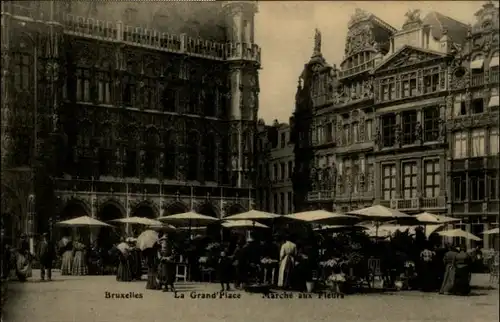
[3,271,498,322]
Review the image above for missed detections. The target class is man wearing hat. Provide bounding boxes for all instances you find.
[37,233,56,281]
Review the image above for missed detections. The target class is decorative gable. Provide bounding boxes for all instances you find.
[372,45,446,73]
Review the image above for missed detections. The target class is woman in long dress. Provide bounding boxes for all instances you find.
[453,246,472,295]
[16,234,32,282]
[60,239,73,275]
[116,246,133,282]
[439,245,458,294]
[71,238,88,276]
[277,236,297,289]
[128,238,142,280]
[419,243,436,292]
[157,236,176,292]
[144,246,160,289]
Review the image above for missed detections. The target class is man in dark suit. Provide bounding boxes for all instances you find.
[37,233,56,281]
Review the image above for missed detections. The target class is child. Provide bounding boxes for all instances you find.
[327,266,345,298]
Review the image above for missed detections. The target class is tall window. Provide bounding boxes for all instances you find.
[471,129,485,157]
[382,114,397,147]
[453,94,467,116]
[452,174,466,201]
[272,164,278,181]
[471,98,484,114]
[402,162,418,198]
[424,160,440,197]
[273,193,278,214]
[325,123,333,142]
[163,130,176,179]
[76,68,91,102]
[122,75,136,107]
[402,76,417,98]
[489,128,499,155]
[423,68,440,94]
[203,87,217,117]
[343,124,350,145]
[96,61,111,105]
[423,106,440,142]
[280,193,285,214]
[179,61,190,80]
[203,133,216,181]
[288,161,293,178]
[144,128,160,178]
[366,163,374,192]
[13,52,32,91]
[402,110,417,145]
[143,78,157,110]
[77,122,94,177]
[352,122,360,143]
[365,120,373,141]
[381,77,396,101]
[287,192,293,214]
[470,173,485,201]
[178,87,189,113]
[352,161,360,193]
[453,132,468,159]
[186,131,199,181]
[382,164,396,200]
[98,125,114,176]
[488,174,498,200]
[161,88,177,112]
[124,129,138,177]
[280,163,286,180]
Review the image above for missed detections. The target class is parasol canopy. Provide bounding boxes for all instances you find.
[116,242,131,254]
[438,228,482,241]
[111,217,163,226]
[287,210,359,225]
[158,212,219,226]
[482,227,500,235]
[136,230,159,250]
[347,205,413,222]
[313,225,368,232]
[223,210,281,221]
[415,212,460,224]
[148,224,177,232]
[222,220,269,229]
[56,216,112,227]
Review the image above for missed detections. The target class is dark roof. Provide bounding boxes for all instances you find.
[423,12,468,46]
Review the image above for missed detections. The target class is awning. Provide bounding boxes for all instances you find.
[488,95,499,108]
[490,56,499,68]
[471,59,484,70]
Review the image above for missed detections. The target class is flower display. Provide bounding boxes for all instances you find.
[198,256,208,264]
[260,258,278,265]
[206,242,220,251]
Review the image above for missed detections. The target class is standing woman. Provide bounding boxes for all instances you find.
[439,244,458,294]
[116,242,132,282]
[157,235,176,292]
[71,236,88,276]
[277,235,297,289]
[453,244,472,295]
[60,237,73,275]
[144,244,160,290]
[419,242,436,292]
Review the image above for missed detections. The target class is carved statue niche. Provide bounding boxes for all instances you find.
[374,126,381,147]
[394,123,403,146]
[415,122,423,143]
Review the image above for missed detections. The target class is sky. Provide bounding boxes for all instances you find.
[254,1,486,124]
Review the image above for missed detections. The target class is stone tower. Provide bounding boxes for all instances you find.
[222,1,260,189]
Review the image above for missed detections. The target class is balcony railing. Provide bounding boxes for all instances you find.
[471,73,484,87]
[380,197,446,211]
[62,14,261,63]
[307,190,335,201]
[489,69,499,84]
[339,59,376,79]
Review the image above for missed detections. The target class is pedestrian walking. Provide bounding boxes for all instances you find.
[37,233,56,281]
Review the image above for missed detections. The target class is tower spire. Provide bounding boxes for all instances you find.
[313,28,322,57]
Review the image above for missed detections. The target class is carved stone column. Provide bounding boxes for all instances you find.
[1,7,12,168]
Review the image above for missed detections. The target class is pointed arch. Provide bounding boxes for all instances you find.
[225,203,246,217]
[163,201,189,216]
[98,198,126,219]
[60,197,92,220]
[132,200,160,219]
[196,202,219,218]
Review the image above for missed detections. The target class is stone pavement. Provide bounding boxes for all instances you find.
[3,271,499,322]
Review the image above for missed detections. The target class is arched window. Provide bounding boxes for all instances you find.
[219,135,230,184]
[186,131,199,181]
[13,52,32,92]
[99,124,114,176]
[77,121,93,177]
[203,133,217,181]
[77,121,93,149]
[204,87,217,117]
[161,86,177,112]
[163,130,176,179]
[122,73,136,107]
[143,64,158,110]
[144,127,160,178]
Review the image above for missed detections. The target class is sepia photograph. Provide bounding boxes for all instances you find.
[0,0,499,321]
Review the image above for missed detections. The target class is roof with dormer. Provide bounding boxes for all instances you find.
[423,11,469,45]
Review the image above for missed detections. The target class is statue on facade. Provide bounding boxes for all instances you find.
[415,122,423,142]
[349,8,370,27]
[374,126,381,146]
[405,9,421,23]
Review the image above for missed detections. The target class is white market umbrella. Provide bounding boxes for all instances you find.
[288,210,359,225]
[416,212,460,224]
[314,225,368,232]
[136,230,159,251]
[178,226,207,231]
[116,242,131,254]
[158,212,219,226]
[111,216,163,226]
[222,220,269,229]
[148,224,177,232]
[348,205,414,237]
[56,216,112,227]
[482,227,500,235]
[438,229,482,241]
[224,210,281,221]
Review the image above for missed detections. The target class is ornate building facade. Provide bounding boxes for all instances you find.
[292,4,499,248]
[255,120,294,215]
[1,1,261,241]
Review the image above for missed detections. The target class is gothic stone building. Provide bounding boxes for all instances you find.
[1,1,260,242]
[292,5,499,248]
[255,120,294,215]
